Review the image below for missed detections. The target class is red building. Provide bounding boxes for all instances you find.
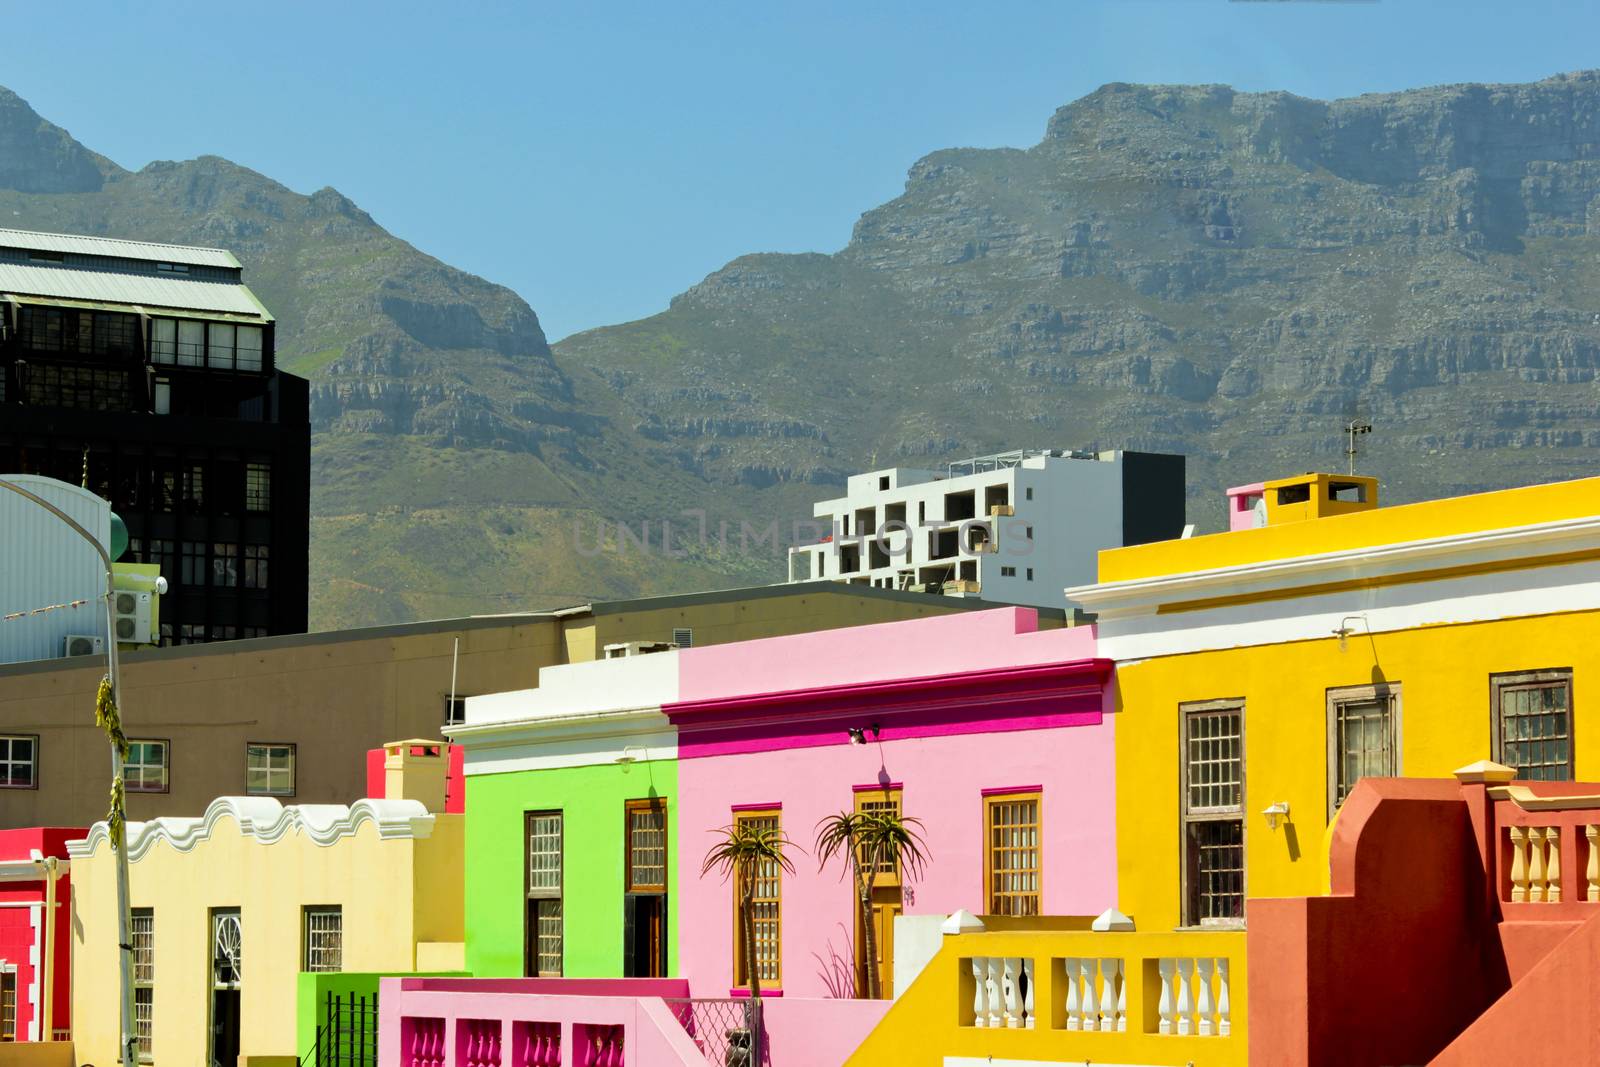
[0,828,79,1044]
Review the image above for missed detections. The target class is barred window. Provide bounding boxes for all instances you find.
[855,787,903,882]
[985,792,1040,917]
[0,735,37,789]
[1328,684,1400,816]
[23,363,133,411]
[177,320,204,367]
[1182,700,1245,926]
[246,743,295,796]
[304,906,342,973]
[0,971,14,1041]
[132,907,154,1059]
[236,325,264,371]
[626,799,667,892]
[178,624,204,645]
[181,463,204,509]
[126,741,169,793]
[1493,670,1573,781]
[734,810,783,987]
[526,812,563,977]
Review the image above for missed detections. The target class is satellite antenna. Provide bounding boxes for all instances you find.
[1345,420,1372,476]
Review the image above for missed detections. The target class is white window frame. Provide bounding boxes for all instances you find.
[246,742,295,796]
[125,740,169,793]
[0,734,38,789]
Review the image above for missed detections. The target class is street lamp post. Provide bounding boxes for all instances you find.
[0,477,136,1067]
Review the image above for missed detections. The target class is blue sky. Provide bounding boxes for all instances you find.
[4,1,1597,340]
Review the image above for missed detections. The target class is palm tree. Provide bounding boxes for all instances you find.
[702,820,798,999]
[815,808,930,1000]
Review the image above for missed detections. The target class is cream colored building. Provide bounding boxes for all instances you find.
[68,743,462,1067]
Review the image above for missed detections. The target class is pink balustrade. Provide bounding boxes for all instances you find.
[576,1024,625,1067]
[458,1019,504,1067]
[403,1016,447,1067]
[511,1022,561,1067]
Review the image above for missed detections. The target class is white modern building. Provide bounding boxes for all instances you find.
[785,449,1185,609]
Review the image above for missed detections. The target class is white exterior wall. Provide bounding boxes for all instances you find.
[786,453,1127,609]
[0,475,111,665]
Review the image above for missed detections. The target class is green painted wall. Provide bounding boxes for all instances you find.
[465,759,679,978]
[295,971,465,1060]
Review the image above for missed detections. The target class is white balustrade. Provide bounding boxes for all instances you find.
[966,957,1034,1029]
[1156,957,1231,1038]
[1057,957,1125,1033]
[1508,825,1566,903]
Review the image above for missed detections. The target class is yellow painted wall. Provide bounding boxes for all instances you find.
[1113,609,1600,929]
[1100,474,1600,581]
[845,927,1247,1067]
[70,812,463,1067]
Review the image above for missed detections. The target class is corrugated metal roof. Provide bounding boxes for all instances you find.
[0,263,271,319]
[0,228,240,269]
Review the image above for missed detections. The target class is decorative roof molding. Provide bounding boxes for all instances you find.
[446,702,670,748]
[1066,514,1600,621]
[66,796,434,861]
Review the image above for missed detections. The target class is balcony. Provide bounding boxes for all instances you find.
[845,915,1246,1067]
[381,977,887,1067]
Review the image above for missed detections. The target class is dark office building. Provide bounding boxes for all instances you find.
[0,229,309,642]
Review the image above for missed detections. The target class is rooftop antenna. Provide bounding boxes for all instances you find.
[1345,419,1372,476]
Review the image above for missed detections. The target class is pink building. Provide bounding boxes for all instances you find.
[0,828,78,1044]
[667,607,1114,1001]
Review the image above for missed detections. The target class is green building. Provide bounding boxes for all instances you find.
[451,647,682,978]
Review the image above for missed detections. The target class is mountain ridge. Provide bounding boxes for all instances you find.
[5,74,1600,626]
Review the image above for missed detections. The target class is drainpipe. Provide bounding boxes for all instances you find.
[29,849,61,1041]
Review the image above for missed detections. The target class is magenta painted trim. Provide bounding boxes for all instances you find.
[853,782,903,793]
[669,658,1111,722]
[982,784,1043,797]
[728,988,784,998]
[669,658,1113,759]
[730,802,783,813]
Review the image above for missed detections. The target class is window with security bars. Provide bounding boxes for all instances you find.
[0,735,37,789]
[1182,702,1244,926]
[526,812,563,976]
[126,741,169,793]
[626,800,667,892]
[304,906,343,972]
[984,793,1040,916]
[132,908,154,1058]
[854,787,903,883]
[734,811,783,988]
[246,743,295,796]
[1,971,14,1041]
[1493,670,1573,781]
[1328,684,1400,816]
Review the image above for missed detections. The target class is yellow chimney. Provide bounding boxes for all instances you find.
[383,739,448,813]
[1262,473,1379,526]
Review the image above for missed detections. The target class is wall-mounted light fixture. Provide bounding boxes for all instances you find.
[615,745,646,771]
[1332,614,1368,652]
[1261,801,1290,830]
[846,724,881,745]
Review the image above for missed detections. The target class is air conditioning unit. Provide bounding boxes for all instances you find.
[64,633,105,657]
[113,590,155,644]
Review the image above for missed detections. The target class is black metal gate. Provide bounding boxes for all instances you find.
[300,991,379,1067]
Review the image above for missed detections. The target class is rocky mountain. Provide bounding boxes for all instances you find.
[4,75,1600,626]
[565,71,1600,538]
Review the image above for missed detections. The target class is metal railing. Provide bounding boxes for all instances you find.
[663,997,763,1067]
[300,991,379,1067]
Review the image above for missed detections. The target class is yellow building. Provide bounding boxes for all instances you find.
[1074,471,1600,929]
[68,742,462,1067]
[849,471,1600,1067]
